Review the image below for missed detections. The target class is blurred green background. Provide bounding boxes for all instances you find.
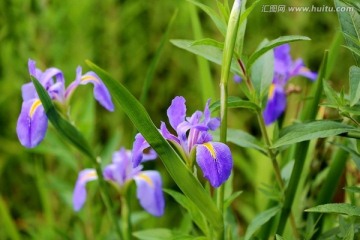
[0,0,354,239]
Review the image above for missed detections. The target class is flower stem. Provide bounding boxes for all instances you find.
[93,157,124,240]
[256,112,300,239]
[216,1,242,239]
[121,190,132,240]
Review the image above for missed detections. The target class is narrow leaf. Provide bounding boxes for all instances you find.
[226,128,267,154]
[31,77,96,160]
[247,35,311,68]
[140,10,177,104]
[171,39,242,75]
[305,203,360,217]
[349,66,360,106]
[86,61,223,231]
[273,120,356,148]
[209,96,260,112]
[244,205,281,240]
[187,0,227,36]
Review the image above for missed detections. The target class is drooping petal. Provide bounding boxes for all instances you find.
[79,71,114,112]
[263,84,287,125]
[16,99,48,148]
[160,122,180,144]
[73,169,98,211]
[203,99,220,131]
[133,171,165,217]
[167,96,186,130]
[132,133,151,167]
[196,142,233,188]
[298,66,318,81]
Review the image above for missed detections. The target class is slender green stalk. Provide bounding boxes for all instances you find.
[121,188,132,240]
[310,147,348,239]
[93,158,124,240]
[189,4,215,102]
[35,158,54,235]
[276,51,328,235]
[217,1,241,239]
[256,111,300,239]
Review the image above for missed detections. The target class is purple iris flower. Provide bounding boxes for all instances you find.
[16,59,114,148]
[263,44,317,125]
[73,147,165,217]
[133,96,233,188]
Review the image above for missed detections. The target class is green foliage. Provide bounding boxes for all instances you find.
[2,0,360,239]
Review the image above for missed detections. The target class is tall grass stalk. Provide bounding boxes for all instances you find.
[276,51,328,235]
[217,0,241,239]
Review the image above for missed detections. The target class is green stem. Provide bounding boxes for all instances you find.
[310,147,348,239]
[256,112,300,239]
[93,157,124,240]
[121,186,132,240]
[217,1,241,239]
[276,51,328,236]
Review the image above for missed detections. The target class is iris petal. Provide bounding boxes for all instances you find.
[79,70,114,112]
[263,85,287,125]
[73,169,98,211]
[133,171,165,217]
[132,133,153,167]
[196,142,233,188]
[167,96,186,130]
[16,99,48,148]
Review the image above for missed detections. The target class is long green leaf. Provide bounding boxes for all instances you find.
[247,35,311,68]
[140,10,177,104]
[273,120,356,148]
[187,0,227,36]
[86,60,223,231]
[209,96,259,112]
[349,66,360,106]
[171,39,242,75]
[306,203,360,217]
[226,128,266,155]
[31,77,96,160]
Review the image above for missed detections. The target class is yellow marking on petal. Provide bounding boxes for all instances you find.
[268,83,276,100]
[81,75,100,83]
[137,173,154,188]
[29,99,42,118]
[203,142,217,159]
[300,66,310,73]
[80,171,97,184]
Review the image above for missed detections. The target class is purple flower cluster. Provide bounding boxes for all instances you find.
[73,147,164,217]
[263,44,317,125]
[16,59,114,148]
[133,96,233,188]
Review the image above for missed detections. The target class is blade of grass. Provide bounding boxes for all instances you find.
[0,196,21,240]
[189,4,216,102]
